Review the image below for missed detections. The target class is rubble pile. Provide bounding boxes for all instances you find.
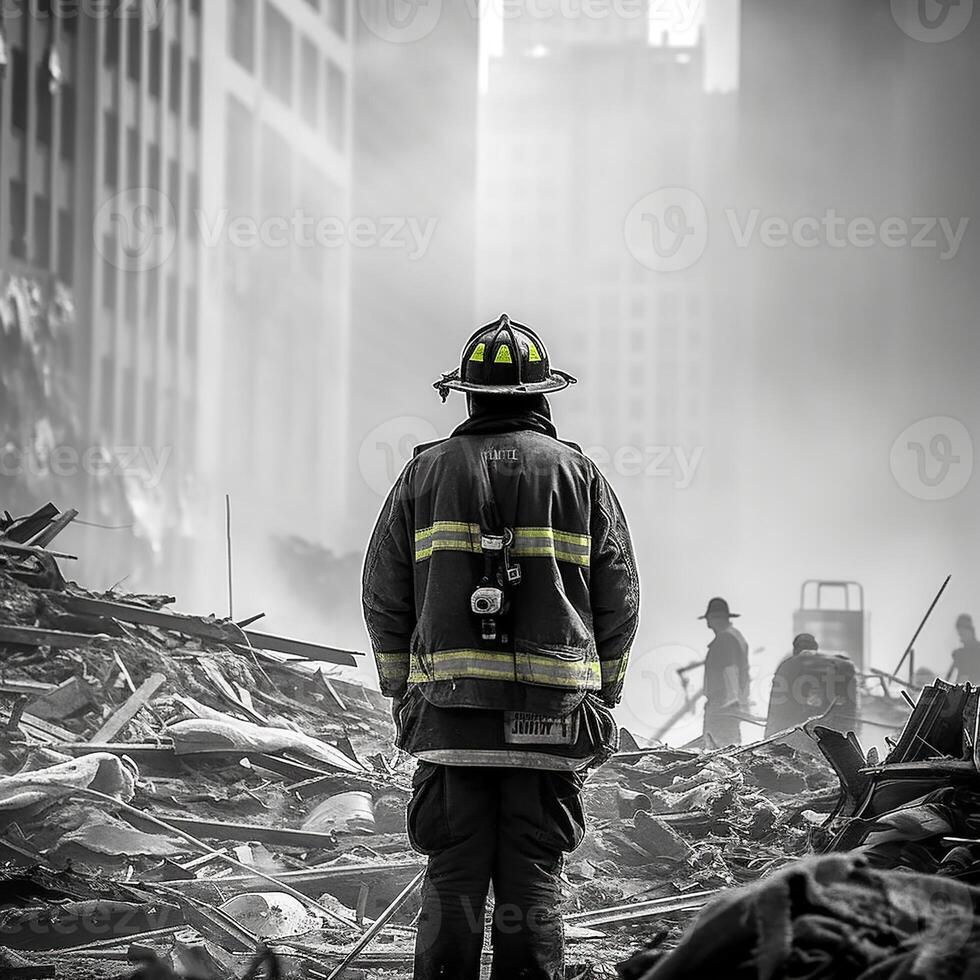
[622,680,980,978]
[2,503,971,979]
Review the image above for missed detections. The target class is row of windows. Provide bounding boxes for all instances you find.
[231,0,347,64]
[99,355,198,453]
[99,247,198,357]
[8,181,75,283]
[9,50,78,161]
[229,0,347,150]
[103,3,201,124]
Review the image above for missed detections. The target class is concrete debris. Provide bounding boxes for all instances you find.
[0,502,975,979]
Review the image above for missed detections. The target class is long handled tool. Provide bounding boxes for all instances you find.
[892,574,951,683]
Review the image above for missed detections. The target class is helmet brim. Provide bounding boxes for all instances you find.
[433,370,576,398]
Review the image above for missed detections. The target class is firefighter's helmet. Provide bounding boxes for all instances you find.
[433,314,577,401]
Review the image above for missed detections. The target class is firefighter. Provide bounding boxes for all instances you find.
[362,314,639,980]
[950,613,980,684]
[764,633,859,751]
[698,596,749,746]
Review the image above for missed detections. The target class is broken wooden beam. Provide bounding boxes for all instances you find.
[0,542,78,561]
[25,676,97,721]
[129,814,341,851]
[90,672,167,743]
[564,890,715,928]
[173,859,425,894]
[27,508,78,548]
[0,624,103,649]
[48,593,362,666]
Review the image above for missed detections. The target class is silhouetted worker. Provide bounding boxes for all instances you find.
[950,614,980,684]
[699,597,749,746]
[764,633,859,752]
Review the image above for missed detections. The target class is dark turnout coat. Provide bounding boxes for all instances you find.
[362,427,639,721]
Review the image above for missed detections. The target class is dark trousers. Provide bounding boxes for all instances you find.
[407,762,585,980]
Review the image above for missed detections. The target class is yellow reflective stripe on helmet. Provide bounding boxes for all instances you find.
[469,342,486,362]
[494,344,513,364]
[527,341,542,362]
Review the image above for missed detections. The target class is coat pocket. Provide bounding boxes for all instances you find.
[515,641,600,692]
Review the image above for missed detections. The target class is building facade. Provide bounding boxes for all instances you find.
[477,0,741,676]
[191,0,354,614]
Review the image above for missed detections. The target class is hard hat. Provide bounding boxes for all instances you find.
[433,313,576,402]
[698,597,740,620]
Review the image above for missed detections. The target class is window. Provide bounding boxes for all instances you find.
[325,60,345,151]
[327,0,346,37]
[127,6,142,81]
[127,126,139,186]
[168,160,181,227]
[10,181,27,259]
[61,83,76,161]
[100,356,115,432]
[122,367,136,440]
[104,110,119,187]
[105,8,120,68]
[125,270,138,322]
[186,284,199,356]
[36,64,53,147]
[58,209,74,284]
[228,0,256,72]
[34,196,51,269]
[167,275,179,345]
[102,234,118,310]
[169,41,182,113]
[146,266,160,317]
[11,49,27,132]
[148,143,162,190]
[149,24,162,98]
[226,96,253,211]
[187,173,200,238]
[264,3,293,105]
[299,37,319,127]
[189,60,201,128]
